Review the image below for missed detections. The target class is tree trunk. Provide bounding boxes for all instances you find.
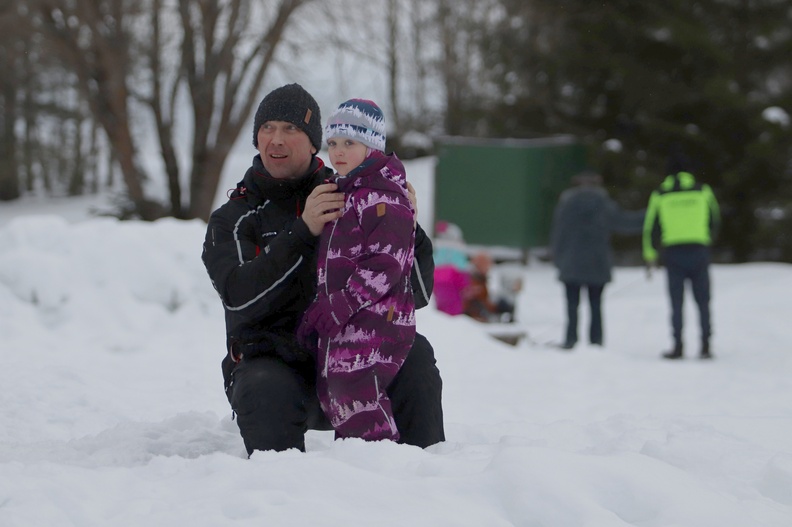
[178,0,308,221]
[0,17,19,201]
[0,78,19,201]
[189,144,234,222]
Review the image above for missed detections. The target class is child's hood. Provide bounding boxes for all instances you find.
[333,152,408,195]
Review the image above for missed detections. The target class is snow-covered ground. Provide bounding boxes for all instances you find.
[1,157,791,526]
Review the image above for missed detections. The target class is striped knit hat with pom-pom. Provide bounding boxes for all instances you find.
[324,99,386,152]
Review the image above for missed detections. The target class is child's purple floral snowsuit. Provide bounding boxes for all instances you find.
[300,151,415,441]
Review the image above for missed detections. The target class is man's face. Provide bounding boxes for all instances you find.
[256,121,315,179]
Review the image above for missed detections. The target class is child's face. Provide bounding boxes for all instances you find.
[327,137,368,176]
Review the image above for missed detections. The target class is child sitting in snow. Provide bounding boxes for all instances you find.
[297,99,416,442]
[432,221,470,316]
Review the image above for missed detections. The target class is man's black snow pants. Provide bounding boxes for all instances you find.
[663,244,712,347]
[222,332,445,456]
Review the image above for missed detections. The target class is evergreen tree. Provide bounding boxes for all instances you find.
[475,0,792,261]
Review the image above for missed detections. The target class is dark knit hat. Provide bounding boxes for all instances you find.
[324,99,386,151]
[253,83,322,151]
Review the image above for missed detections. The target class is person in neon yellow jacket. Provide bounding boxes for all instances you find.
[643,168,720,360]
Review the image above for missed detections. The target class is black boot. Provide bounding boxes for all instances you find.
[662,343,683,360]
[700,340,712,360]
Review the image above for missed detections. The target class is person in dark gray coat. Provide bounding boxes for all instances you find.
[550,172,644,349]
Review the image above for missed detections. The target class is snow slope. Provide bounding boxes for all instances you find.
[1,157,791,526]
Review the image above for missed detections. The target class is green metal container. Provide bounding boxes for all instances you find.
[434,135,587,252]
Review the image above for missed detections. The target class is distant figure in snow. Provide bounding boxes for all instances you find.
[643,153,721,360]
[463,251,521,323]
[432,221,470,316]
[551,171,644,350]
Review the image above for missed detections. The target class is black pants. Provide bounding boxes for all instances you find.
[564,282,605,346]
[663,244,711,346]
[223,333,445,455]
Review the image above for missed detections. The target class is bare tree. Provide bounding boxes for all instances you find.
[0,3,22,200]
[32,0,312,221]
[435,0,499,136]
[146,0,311,220]
[385,0,401,132]
[2,2,93,200]
[31,1,160,216]
[396,0,447,145]
[405,0,435,132]
[321,0,445,150]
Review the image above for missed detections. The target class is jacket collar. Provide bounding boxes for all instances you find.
[243,154,324,202]
[332,152,406,193]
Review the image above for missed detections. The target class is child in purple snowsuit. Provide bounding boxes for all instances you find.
[297,99,416,442]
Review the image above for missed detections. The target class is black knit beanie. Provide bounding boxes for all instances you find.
[253,83,322,151]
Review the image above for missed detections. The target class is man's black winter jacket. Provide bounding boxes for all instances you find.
[202,154,434,365]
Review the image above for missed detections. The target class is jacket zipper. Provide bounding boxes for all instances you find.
[323,214,340,380]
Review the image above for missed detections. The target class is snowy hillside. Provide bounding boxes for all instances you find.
[1,157,791,526]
